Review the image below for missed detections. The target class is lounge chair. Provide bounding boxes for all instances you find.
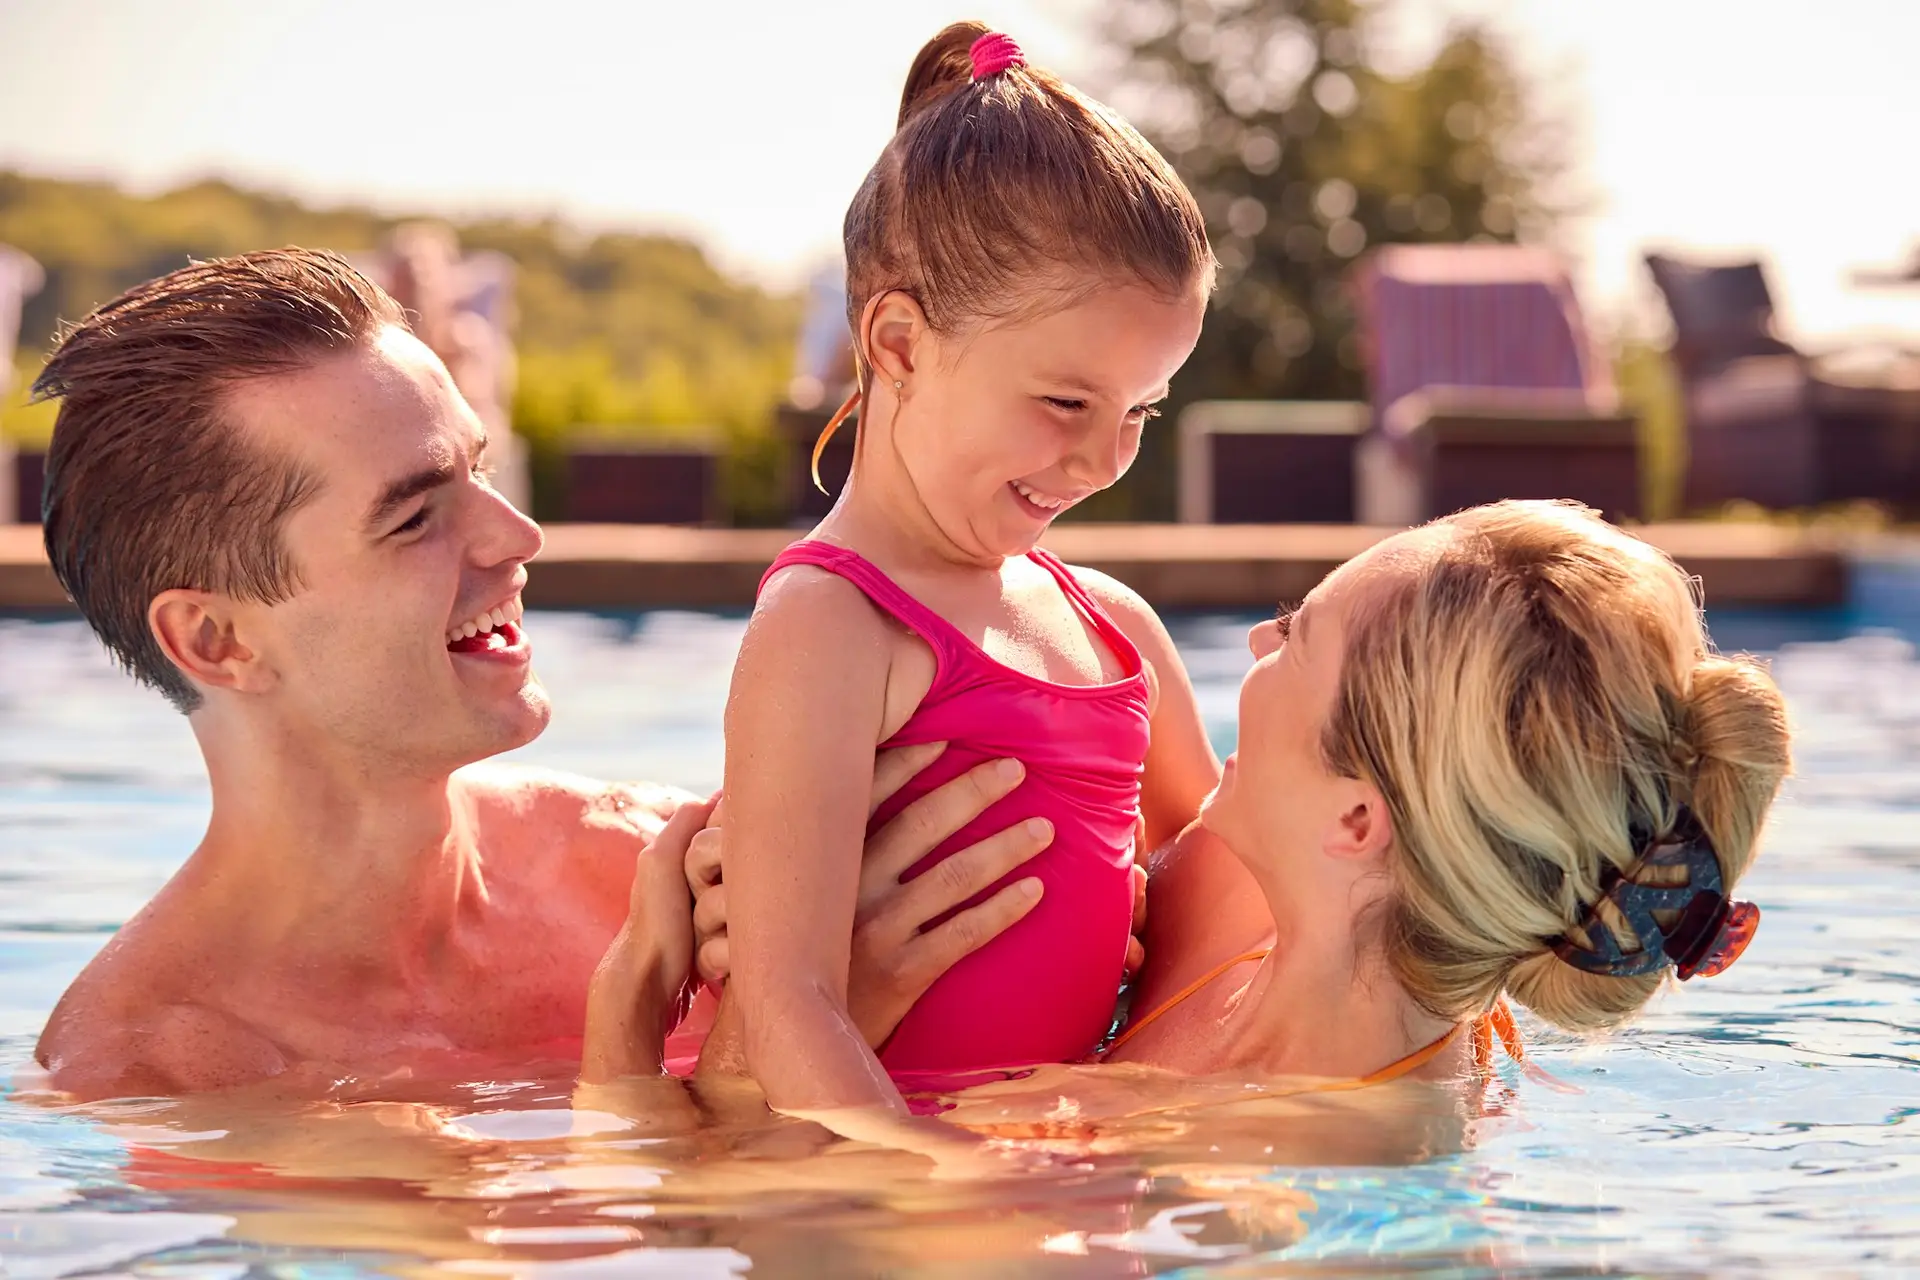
[1351,244,1641,525]
[1646,251,1920,512]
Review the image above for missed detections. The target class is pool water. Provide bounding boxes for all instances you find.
[2,561,1918,1277]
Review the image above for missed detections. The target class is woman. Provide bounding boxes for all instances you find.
[592,500,1791,1092]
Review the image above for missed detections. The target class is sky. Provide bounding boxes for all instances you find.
[1,0,1916,343]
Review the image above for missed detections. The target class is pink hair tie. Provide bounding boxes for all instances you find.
[969,31,1026,81]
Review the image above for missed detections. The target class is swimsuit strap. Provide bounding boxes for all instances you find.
[759,540,964,666]
[1105,948,1271,1055]
[1106,944,1527,1083]
[1026,547,1145,678]
[761,542,1146,681]
[1334,999,1525,1091]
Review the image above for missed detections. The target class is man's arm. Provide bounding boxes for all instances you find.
[38,1000,290,1101]
[579,798,713,1083]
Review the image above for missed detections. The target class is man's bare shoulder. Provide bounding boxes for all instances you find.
[458,761,692,819]
[37,957,289,1101]
[455,762,699,872]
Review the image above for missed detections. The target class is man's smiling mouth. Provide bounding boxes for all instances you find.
[447,595,526,654]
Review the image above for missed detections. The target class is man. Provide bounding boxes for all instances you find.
[30,248,1057,1100]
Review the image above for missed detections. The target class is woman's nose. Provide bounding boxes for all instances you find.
[1248,618,1282,658]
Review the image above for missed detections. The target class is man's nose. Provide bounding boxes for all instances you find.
[472,481,545,569]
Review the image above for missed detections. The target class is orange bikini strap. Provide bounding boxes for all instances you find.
[1329,999,1527,1091]
[1108,956,1530,1086]
[1104,948,1271,1055]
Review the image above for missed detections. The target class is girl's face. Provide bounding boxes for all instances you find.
[882,281,1206,562]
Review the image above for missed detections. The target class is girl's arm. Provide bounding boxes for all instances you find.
[1075,569,1221,851]
[720,570,978,1160]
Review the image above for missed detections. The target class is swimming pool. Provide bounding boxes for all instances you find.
[1,558,1917,1277]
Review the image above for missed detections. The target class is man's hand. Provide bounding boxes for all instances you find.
[580,794,715,1084]
[687,743,1054,1047]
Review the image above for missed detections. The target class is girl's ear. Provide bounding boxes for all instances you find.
[862,290,929,386]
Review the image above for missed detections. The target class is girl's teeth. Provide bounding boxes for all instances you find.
[1015,482,1063,510]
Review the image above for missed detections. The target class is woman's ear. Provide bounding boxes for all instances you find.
[861,290,929,387]
[149,590,271,702]
[1326,778,1395,865]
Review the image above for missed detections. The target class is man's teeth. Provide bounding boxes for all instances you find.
[446,597,525,645]
[1013,480,1067,511]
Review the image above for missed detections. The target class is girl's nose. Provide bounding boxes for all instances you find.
[1063,416,1137,491]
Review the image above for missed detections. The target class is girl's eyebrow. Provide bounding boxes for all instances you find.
[1035,375,1172,403]
[1036,373,1107,396]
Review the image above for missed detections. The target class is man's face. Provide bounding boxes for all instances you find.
[222,325,550,775]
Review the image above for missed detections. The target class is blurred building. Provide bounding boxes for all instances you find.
[0,245,45,523]
[355,224,530,513]
[787,261,855,413]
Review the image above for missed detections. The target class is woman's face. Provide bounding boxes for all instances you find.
[1200,532,1425,885]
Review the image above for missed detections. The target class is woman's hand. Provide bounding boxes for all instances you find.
[580,794,715,1084]
[687,743,1055,1047]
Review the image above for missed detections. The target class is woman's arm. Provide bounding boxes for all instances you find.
[720,570,981,1161]
[1074,569,1222,850]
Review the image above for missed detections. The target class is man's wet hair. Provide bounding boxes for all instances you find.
[34,247,408,712]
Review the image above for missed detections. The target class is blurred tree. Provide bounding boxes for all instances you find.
[0,173,800,523]
[1085,0,1569,519]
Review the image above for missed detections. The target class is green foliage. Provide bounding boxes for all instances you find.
[1,355,56,448]
[1613,338,1686,521]
[0,172,800,522]
[1081,0,1565,519]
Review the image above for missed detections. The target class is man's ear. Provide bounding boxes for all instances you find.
[861,290,929,388]
[1326,778,1395,865]
[149,590,271,700]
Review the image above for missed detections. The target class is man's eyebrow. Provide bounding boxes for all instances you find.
[364,431,488,532]
[365,458,458,531]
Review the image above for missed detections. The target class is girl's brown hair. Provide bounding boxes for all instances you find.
[814,20,1215,482]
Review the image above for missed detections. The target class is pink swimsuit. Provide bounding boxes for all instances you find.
[760,541,1152,1072]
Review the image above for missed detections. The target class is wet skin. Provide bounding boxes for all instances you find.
[30,328,1049,1101]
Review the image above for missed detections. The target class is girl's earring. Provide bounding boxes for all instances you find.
[893,380,903,390]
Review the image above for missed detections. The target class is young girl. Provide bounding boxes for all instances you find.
[721,22,1221,1163]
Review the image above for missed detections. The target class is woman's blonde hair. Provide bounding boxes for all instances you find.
[1321,500,1792,1032]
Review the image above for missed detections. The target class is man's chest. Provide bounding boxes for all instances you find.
[230,889,627,1063]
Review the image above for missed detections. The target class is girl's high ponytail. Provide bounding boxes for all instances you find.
[896,20,989,128]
